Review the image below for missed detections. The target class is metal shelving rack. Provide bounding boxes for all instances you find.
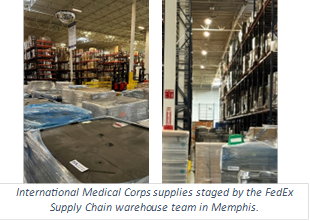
[55,48,70,81]
[162,0,193,153]
[221,0,277,134]
[175,0,193,144]
[24,39,56,83]
[73,51,101,85]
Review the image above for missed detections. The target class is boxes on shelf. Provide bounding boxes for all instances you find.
[191,121,213,140]
[162,130,189,183]
[260,34,265,58]
[114,46,121,53]
[82,96,148,122]
[265,72,278,108]
[195,142,226,183]
[242,55,249,74]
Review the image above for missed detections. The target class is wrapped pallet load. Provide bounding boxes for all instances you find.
[82,96,148,122]
[27,81,56,93]
[162,130,189,183]
[24,103,92,131]
[221,129,277,183]
[24,117,149,183]
[62,87,116,107]
[195,142,226,183]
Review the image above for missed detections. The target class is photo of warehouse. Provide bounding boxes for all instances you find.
[23,0,149,183]
[162,0,277,183]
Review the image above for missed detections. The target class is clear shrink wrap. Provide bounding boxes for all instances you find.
[27,81,56,93]
[122,88,149,101]
[82,97,148,122]
[221,140,277,183]
[162,130,189,183]
[25,117,149,183]
[62,88,116,107]
[55,81,73,90]
[195,142,226,183]
[137,119,149,127]
[32,91,62,102]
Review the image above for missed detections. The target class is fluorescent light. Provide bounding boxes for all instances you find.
[202,50,207,55]
[204,31,210,37]
[138,26,145,30]
[200,65,205,69]
[72,8,82,13]
[205,18,212,25]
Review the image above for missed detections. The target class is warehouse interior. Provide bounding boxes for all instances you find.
[162,0,277,183]
[23,0,149,183]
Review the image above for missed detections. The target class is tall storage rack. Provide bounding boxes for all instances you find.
[73,51,100,85]
[55,48,70,81]
[176,0,193,152]
[100,52,129,90]
[24,39,56,83]
[162,0,193,154]
[221,0,277,134]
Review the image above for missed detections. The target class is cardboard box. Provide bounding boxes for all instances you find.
[247,127,277,141]
[114,46,120,53]
[191,121,213,140]
[195,142,226,183]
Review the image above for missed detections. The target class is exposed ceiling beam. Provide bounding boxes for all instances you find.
[192,28,240,32]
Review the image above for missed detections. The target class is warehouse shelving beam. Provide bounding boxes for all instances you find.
[175,0,192,154]
[129,0,136,72]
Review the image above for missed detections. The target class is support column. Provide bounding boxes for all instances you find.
[163,0,177,128]
[144,30,149,79]
[129,0,136,73]
[69,50,73,82]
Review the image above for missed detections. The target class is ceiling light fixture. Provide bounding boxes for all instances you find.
[138,26,145,30]
[205,18,212,25]
[72,8,82,13]
[203,31,210,37]
[202,50,207,55]
[200,65,205,69]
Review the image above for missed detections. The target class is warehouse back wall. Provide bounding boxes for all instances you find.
[192,89,220,126]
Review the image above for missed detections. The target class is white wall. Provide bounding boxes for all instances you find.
[192,89,220,127]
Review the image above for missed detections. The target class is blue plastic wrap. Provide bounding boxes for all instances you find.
[24,103,92,131]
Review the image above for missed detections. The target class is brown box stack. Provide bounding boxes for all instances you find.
[191,121,213,140]
[195,142,226,183]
